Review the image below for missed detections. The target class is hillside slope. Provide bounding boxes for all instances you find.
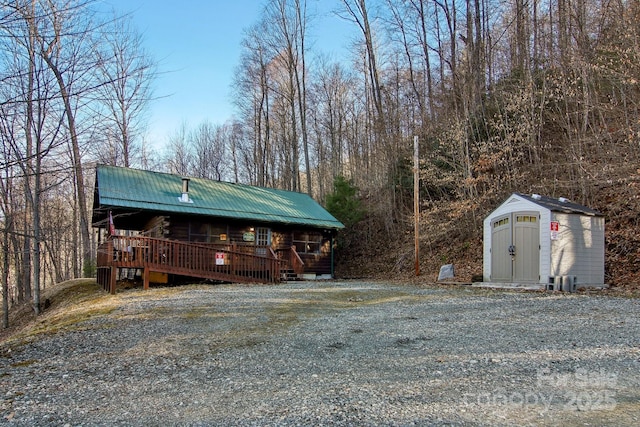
[335,171,640,294]
[0,279,112,344]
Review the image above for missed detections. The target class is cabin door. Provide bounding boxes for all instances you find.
[255,227,271,255]
[491,212,540,282]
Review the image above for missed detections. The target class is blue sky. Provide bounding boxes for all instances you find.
[102,0,355,148]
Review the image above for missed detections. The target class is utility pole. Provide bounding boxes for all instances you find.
[414,135,420,276]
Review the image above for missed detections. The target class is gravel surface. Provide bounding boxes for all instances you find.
[1,281,639,426]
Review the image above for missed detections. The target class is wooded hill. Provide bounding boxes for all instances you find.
[2,0,640,328]
[317,1,640,291]
[333,174,640,291]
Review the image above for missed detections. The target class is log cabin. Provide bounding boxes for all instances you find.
[92,165,344,293]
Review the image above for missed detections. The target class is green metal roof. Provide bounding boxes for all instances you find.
[94,165,344,230]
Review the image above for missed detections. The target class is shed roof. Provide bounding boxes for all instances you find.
[93,165,344,230]
[515,193,603,216]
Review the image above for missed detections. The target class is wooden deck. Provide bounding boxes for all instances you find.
[96,236,303,293]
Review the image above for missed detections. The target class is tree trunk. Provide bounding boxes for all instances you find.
[294,0,312,197]
[2,218,9,328]
[42,54,91,278]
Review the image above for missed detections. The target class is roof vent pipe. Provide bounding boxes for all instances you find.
[531,193,541,200]
[558,197,568,203]
[179,177,192,203]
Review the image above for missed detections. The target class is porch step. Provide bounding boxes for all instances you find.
[280,269,299,281]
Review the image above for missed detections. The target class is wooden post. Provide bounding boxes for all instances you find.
[143,268,150,290]
[414,135,420,276]
[109,266,117,295]
[330,235,335,279]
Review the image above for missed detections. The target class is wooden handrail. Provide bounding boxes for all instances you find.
[97,236,280,285]
[289,245,305,275]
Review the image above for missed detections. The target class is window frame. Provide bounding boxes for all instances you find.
[292,231,322,254]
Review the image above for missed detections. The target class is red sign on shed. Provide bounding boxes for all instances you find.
[550,221,560,241]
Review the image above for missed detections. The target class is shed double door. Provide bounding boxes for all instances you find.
[491,212,540,282]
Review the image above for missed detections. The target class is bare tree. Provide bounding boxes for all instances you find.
[233,19,274,187]
[190,121,227,181]
[388,0,437,123]
[309,57,354,201]
[164,122,193,176]
[2,0,78,312]
[432,0,460,112]
[340,0,385,136]
[93,13,155,168]
[226,119,244,184]
[259,0,309,192]
[20,0,101,283]
[0,108,17,327]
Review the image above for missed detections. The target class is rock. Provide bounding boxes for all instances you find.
[438,264,455,281]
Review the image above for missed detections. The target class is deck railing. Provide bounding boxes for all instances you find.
[287,246,305,275]
[97,236,285,291]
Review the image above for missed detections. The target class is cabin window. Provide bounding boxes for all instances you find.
[293,232,322,254]
[255,227,271,246]
[209,226,228,243]
[189,223,210,242]
[188,223,228,243]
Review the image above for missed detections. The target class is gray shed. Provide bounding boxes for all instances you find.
[482,193,605,290]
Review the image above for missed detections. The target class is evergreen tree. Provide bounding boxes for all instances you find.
[326,176,365,228]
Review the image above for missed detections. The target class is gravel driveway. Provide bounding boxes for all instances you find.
[1,281,639,426]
